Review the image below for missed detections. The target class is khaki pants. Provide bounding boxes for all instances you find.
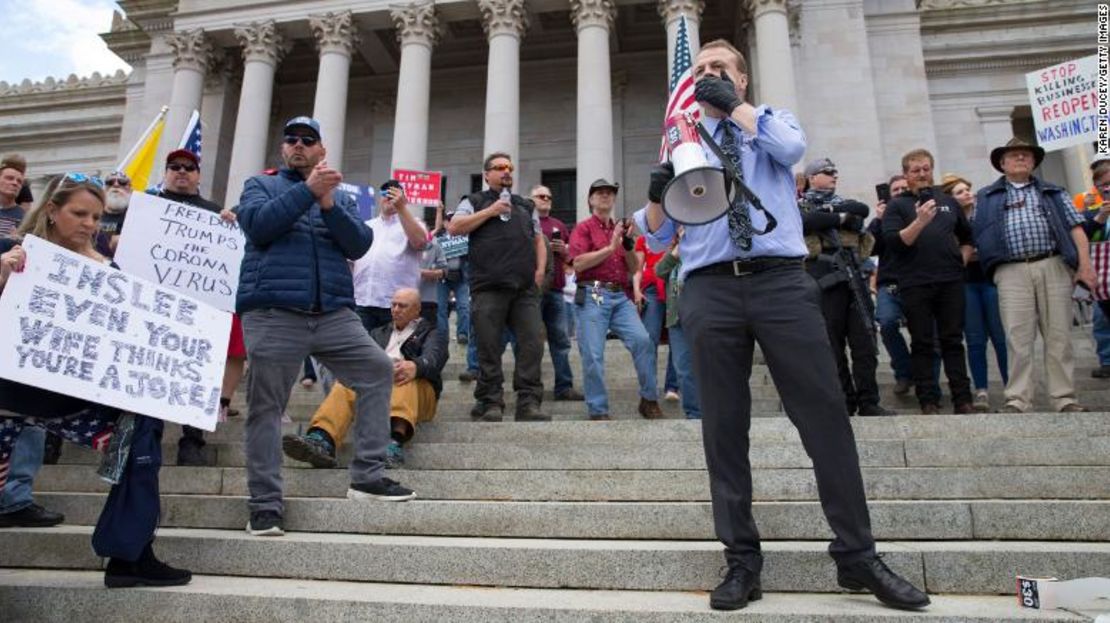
[310,379,438,445]
[994,256,1078,411]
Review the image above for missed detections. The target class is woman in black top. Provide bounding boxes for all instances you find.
[0,173,191,588]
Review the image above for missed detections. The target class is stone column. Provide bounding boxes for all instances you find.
[658,0,703,83]
[747,0,798,112]
[224,21,289,207]
[161,29,212,167]
[479,0,528,170]
[571,0,617,218]
[310,11,360,170]
[390,1,440,172]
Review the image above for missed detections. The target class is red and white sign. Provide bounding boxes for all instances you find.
[392,169,443,207]
[1026,55,1102,152]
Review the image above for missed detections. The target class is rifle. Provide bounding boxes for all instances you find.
[829,238,877,348]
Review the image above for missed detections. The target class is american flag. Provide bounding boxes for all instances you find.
[659,16,698,162]
[178,109,202,159]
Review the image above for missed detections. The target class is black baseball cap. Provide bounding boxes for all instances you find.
[284,116,322,141]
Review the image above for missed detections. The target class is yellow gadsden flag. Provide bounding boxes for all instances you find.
[116,106,168,192]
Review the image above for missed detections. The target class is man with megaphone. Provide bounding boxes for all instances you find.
[633,40,929,613]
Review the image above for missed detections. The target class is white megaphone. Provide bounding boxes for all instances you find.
[660,111,732,225]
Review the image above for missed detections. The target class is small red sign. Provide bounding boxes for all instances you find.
[392,169,443,207]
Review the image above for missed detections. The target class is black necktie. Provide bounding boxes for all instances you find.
[718,123,753,252]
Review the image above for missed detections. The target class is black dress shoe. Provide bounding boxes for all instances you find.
[857,404,894,417]
[0,503,65,528]
[104,543,192,588]
[837,555,930,610]
[709,564,762,611]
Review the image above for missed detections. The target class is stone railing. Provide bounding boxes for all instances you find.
[0,69,130,98]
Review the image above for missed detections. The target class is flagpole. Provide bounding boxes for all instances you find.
[116,106,169,171]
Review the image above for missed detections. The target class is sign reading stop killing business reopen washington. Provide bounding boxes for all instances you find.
[1026,54,1102,152]
[114,192,245,313]
[0,236,230,431]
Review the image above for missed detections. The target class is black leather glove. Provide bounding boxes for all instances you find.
[648,162,675,203]
[840,214,864,231]
[694,74,741,116]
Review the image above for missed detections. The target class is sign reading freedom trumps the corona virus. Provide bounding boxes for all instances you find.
[0,236,230,431]
[115,192,245,313]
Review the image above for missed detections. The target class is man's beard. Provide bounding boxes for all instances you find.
[105,190,131,214]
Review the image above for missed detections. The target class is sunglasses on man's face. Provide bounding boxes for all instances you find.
[284,135,319,147]
[487,163,514,173]
[819,169,838,177]
[167,163,198,173]
[105,178,131,188]
[532,194,552,201]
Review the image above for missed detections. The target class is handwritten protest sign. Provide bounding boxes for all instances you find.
[0,236,229,431]
[114,192,245,313]
[1026,55,1102,152]
[438,234,469,259]
[392,169,443,207]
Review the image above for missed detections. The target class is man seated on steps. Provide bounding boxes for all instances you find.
[283,288,447,468]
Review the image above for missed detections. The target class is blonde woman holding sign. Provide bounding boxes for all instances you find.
[0,173,191,588]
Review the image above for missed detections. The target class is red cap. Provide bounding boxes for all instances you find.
[166,149,200,167]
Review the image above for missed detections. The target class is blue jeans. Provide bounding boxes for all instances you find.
[564,300,577,337]
[1094,304,1110,366]
[577,289,659,416]
[667,324,702,419]
[964,281,1008,390]
[437,261,470,340]
[641,285,679,392]
[542,290,575,395]
[0,427,44,514]
[876,285,912,382]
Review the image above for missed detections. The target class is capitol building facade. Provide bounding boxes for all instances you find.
[0,0,1097,222]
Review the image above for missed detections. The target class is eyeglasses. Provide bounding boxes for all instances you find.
[1097,182,1110,191]
[284,135,319,147]
[486,163,514,173]
[62,172,104,188]
[818,169,838,176]
[105,177,131,188]
[167,163,198,173]
[532,194,552,201]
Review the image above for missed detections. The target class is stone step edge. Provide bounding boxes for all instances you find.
[0,570,1088,622]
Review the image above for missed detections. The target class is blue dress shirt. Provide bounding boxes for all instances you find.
[634,105,808,280]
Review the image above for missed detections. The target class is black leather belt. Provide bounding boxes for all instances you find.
[579,280,624,292]
[1005,251,1058,264]
[689,257,803,278]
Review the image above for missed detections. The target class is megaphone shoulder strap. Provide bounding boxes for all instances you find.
[694,121,778,236]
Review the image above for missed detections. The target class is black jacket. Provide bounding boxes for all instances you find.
[369,317,447,397]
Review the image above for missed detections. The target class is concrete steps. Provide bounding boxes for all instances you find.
[1,571,1089,623]
[5,526,1110,595]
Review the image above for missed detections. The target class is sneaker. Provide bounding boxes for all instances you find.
[999,403,1024,414]
[972,390,990,412]
[664,390,681,402]
[246,510,284,536]
[893,378,912,396]
[0,503,65,528]
[385,440,405,469]
[553,388,585,401]
[104,543,192,588]
[348,477,417,502]
[638,398,664,420]
[176,439,207,467]
[515,402,551,422]
[282,429,338,468]
[459,370,477,383]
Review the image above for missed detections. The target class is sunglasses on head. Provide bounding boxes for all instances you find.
[487,163,514,173]
[284,135,319,147]
[167,163,198,173]
[62,172,104,188]
[532,193,551,201]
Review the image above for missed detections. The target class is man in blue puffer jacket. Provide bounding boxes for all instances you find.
[236,116,416,538]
